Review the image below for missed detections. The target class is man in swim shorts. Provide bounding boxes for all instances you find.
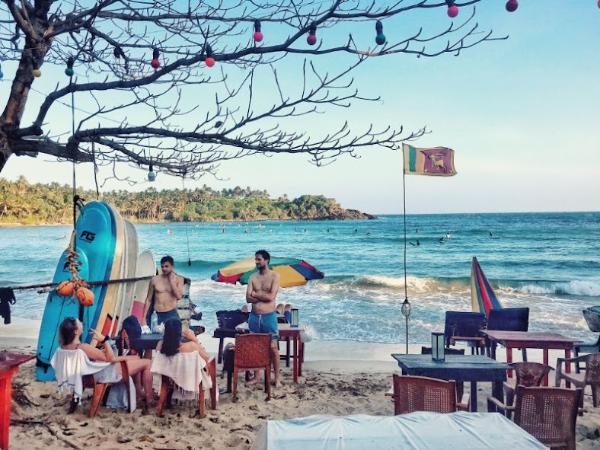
[142,255,183,327]
[246,249,281,387]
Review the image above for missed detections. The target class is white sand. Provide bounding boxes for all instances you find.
[2,319,600,448]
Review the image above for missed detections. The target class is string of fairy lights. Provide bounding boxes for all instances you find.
[3,0,599,81]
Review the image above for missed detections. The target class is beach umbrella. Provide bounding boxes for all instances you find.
[470,257,503,316]
[211,257,324,288]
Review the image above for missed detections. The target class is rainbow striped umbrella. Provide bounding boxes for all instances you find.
[211,257,324,288]
[470,257,503,316]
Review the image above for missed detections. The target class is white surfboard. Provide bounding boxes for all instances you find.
[131,250,156,323]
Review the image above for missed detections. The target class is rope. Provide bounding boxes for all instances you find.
[2,275,154,292]
[182,176,192,266]
[91,142,100,199]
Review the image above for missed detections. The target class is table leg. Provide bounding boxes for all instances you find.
[470,381,478,412]
[507,347,513,378]
[491,342,497,360]
[565,349,572,389]
[490,381,504,414]
[543,348,549,386]
[298,342,303,377]
[1,369,16,450]
[292,335,299,384]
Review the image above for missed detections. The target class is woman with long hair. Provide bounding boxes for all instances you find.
[57,317,154,412]
[156,319,210,362]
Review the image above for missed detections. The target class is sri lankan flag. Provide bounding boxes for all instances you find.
[403,143,457,176]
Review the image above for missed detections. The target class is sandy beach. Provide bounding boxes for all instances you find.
[3,319,600,449]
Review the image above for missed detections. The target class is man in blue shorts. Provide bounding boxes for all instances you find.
[246,249,281,387]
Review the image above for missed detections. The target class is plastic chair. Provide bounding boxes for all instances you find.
[488,362,552,418]
[391,375,468,415]
[232,333,272,401]
[486,308,529,360]
[556,353,600,408]
[213,310,249,363]
[444,311,486,355]
[494,386,581,450]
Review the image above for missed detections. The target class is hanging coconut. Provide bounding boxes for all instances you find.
[76,287,95,306]
[56,280,76,297]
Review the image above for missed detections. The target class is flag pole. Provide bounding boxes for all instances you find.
[400,145,411,354]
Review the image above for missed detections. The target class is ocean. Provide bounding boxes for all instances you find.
[1,212,599,344]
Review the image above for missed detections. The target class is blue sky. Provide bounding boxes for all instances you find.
[1,0,599,214]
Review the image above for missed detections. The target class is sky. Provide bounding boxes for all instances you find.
[1,0,599,214]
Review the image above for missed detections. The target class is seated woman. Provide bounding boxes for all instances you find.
[57,317,154,413]
[156,318,210,363]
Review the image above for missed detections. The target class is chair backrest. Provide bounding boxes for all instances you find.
[216,310,249,330]
[392,374,457,415]
[510,362,552,387]
[444,311,486,345]
[234,333,272,369]
[420,346,465,355]
[583,353,600,384]
[487,308,529,332]
[514,386,580,449]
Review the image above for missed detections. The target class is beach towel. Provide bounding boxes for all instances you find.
[151,351,212,400]
[51,347,136,411]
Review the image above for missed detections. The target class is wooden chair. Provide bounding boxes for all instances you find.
[556,353,600,407]
[487,362,552,418]
[444,311,486,355]
[81,361,130,417]
[156,356,218,418]
[390,375,468,415]
[493,386,581,450]
[232,333,272,401]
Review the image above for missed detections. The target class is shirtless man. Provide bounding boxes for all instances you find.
[142,255,184,327]
[245,249,281,386]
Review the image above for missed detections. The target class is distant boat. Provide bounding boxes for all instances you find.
[470,257,503,316]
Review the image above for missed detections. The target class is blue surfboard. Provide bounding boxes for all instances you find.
[36,201,117,381]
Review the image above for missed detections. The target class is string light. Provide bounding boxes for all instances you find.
[32,67,41,77]
[205,44,215,67]
[375,20,386,45]
[64,56,74,77]
[253,20,263,42]
[446,0,459,18]
[307,23,317,45]
[151,48,160,69]
[147,164,157,182]
[506,0,518,12]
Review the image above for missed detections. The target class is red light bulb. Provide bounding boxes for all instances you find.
[151,58,160,69]
[253,31,264,42]
[307,23,317,46]
[447,5,459,17]
[206,57,215,68]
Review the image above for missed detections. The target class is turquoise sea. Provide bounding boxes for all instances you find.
[1,212,600,344]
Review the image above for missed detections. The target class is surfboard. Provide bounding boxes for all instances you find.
[36,201,117,381]
[91,204,125,342]
[131,250,156,322]
[107,220,139,337]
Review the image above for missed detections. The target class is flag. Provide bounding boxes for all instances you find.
[402,143,457,176]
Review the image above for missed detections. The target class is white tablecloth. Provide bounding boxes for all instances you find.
[251,412,547,450]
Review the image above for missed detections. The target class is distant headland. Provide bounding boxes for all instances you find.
[0,177,375,225]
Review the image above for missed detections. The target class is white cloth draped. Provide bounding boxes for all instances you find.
[151,351,212,400]
[51,347,136,412]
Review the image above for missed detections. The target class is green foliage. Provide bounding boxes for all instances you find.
[0,177,370,224]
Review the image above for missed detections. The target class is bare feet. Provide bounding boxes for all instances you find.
[247,377,261,386]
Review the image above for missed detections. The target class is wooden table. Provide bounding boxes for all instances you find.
[1,353,35,450]
[483,330,580,386]
[391,354,508,412]
[236,323,304,384]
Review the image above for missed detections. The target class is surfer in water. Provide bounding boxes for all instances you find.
[142,255,184,327]
[246,249,281,387]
